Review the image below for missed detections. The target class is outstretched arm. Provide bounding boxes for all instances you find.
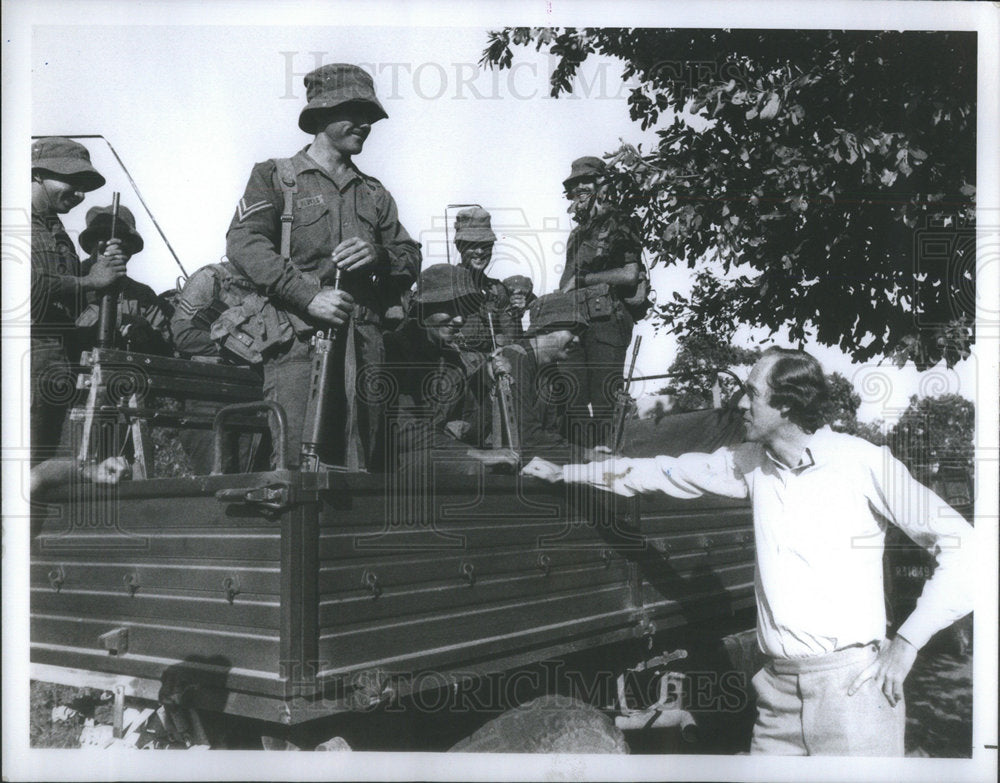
[31,456,130,495]
[523,447,749,500]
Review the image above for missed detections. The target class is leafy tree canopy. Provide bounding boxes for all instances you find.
[482,28,976,369]
[889,393,975,478]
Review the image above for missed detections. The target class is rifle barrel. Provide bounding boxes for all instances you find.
[97,193,122,349]
[486,313,519,453]
[613,336,642,454]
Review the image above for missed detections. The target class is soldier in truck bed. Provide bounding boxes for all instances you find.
[226,63,419,468]
[381,264,516,475]
[74,204,172,357]
[497,292,610,465]
[170,260,273,474]
[30,137,125,465]
[171,261,260,361]
[559,156,644,450]
[452,206,518,351]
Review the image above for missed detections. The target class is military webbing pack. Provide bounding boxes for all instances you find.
[207,158,303,362]
[205,158,301,364]
[210,289,294,365]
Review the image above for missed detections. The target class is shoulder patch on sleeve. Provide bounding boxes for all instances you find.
[236,198,274,222]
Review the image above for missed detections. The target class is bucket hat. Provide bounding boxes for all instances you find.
[31,137,105,192]
[454,206,497,244]
[413,264,482,307]
[79,204,144,256]
[298,64,388,134]
[562,156,606,192]
[527,292,589,335]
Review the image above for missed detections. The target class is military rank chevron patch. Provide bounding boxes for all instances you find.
[236,198,273,222]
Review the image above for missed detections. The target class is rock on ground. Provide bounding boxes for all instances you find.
[448,695,628,754]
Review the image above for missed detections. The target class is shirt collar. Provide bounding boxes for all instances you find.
[32,209,63,231]
[292,146,362,191]
[764,426,834,473]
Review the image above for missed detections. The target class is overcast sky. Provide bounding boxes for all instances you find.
[6,0,996,426]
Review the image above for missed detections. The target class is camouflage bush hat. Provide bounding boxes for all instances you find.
[527,292,589,335]
[503,275,537,304]
[79,204,144,256]
[413,264,483,307]
[298,64,388,134]
[454,207,497,244]
[31,137,106,192]
[562,156,607,191]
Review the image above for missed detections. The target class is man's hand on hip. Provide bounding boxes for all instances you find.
[848,636,917,707]
[306,288,355,326]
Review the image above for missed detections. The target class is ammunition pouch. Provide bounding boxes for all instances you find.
[210,293,294,365]
[576,283,614,321]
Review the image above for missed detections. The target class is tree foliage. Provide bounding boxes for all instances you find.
[661,332,759,411]
[888,393,975,481]
[661,329,868,433]
[482,28,976,369]
[823,372,862,430]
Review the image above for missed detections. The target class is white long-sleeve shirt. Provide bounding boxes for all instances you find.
[562,427,975,659]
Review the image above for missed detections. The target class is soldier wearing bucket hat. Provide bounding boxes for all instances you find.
[75,204,172,357]
[226,63,419,468]
[32,136,106,194]
[382,264,515,473]
[79,204,144,257]
[30,137,127,465]
[452,207,517,351]
[558,155,645,449]
[487,293,603,465]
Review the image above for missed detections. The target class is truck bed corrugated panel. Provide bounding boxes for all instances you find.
[313,482,635,674]
[31,488,283,679]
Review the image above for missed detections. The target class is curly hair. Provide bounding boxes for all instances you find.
[762,348,829,434]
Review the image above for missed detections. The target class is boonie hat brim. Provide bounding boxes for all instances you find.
[32,162,105,192]
[299,97,388,134]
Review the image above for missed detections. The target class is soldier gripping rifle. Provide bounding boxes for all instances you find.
[487,311,520,457]
[225,63,419,469]
[299,269,361,471]
[96,193,122,348]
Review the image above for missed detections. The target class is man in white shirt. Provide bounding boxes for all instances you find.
[522,347,975,756]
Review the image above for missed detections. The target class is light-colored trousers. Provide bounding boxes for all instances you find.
[750,642,905,756]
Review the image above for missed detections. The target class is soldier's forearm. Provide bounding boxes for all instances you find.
[580,263,640,288]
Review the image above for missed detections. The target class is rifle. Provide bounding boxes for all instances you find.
[612,336,642,454]
[299,269,342,472]
[487,312,520,456]
[96,192,121,348]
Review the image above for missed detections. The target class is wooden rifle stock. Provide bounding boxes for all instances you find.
[299,269,342,471]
